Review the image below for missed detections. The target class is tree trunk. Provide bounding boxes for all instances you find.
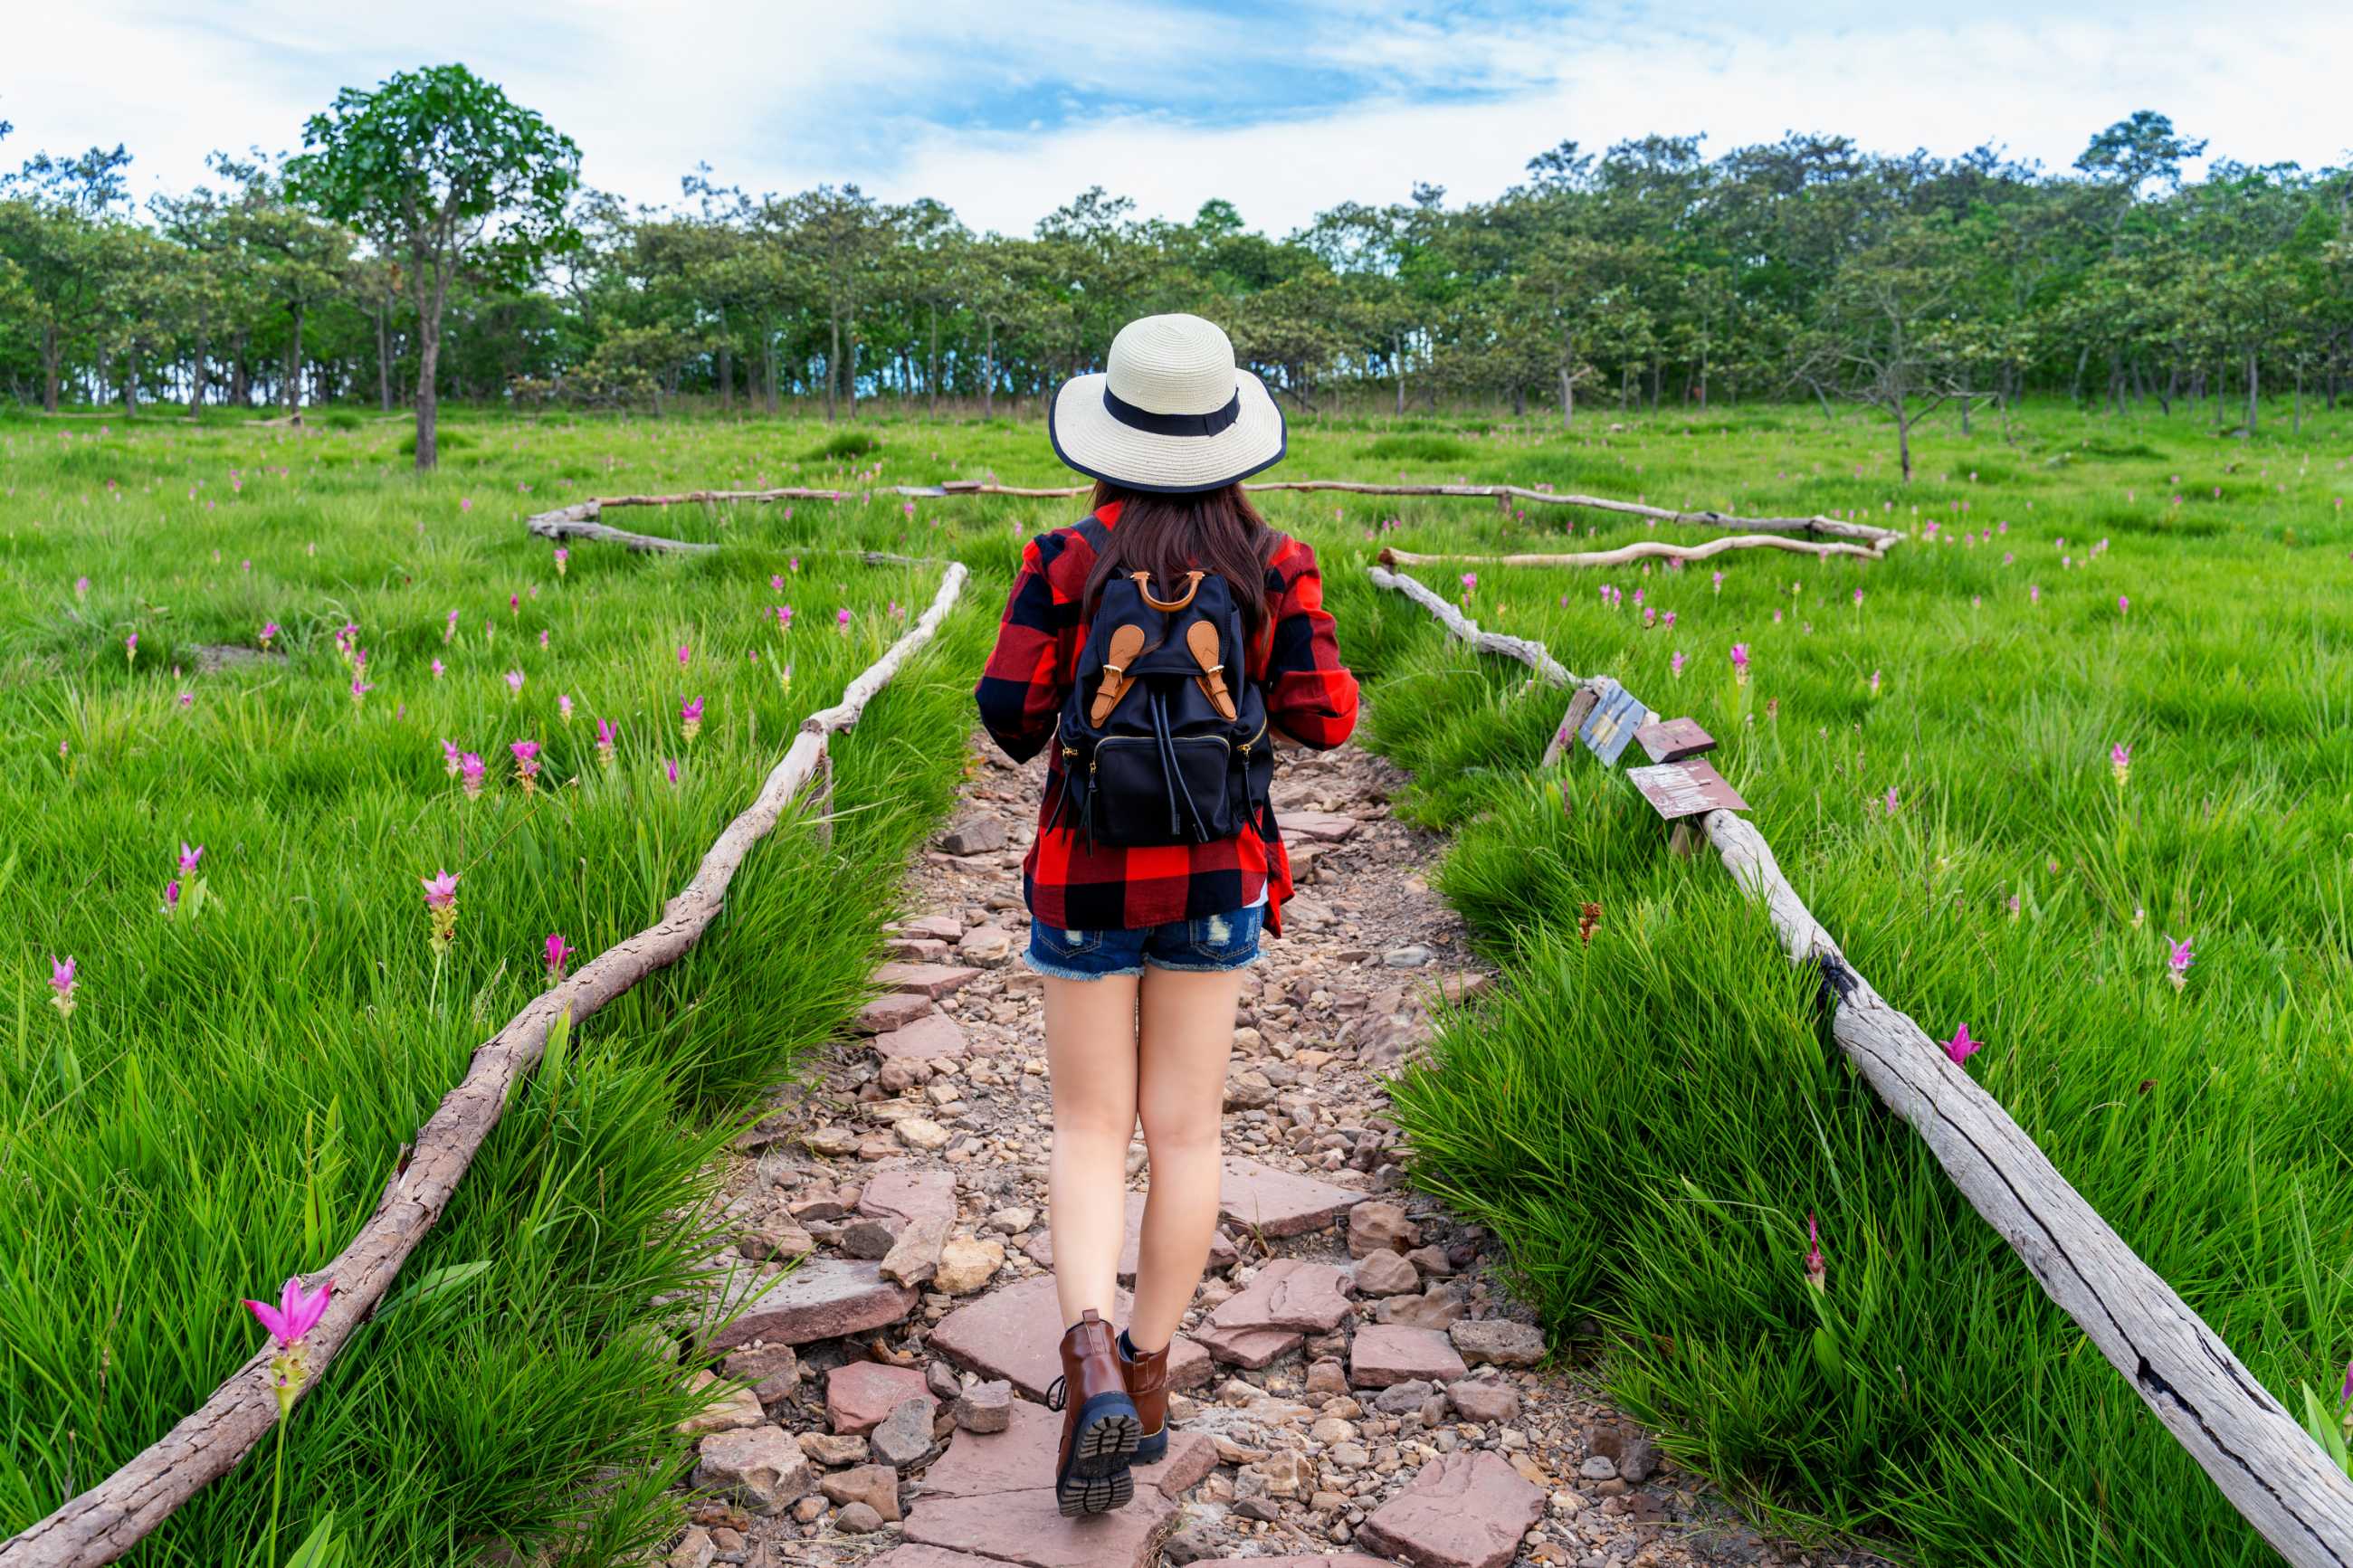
[825,311,840,422]
[928,302,939,419]
[846,318,860,422]
[121,349,138,416]
[189,322,209,418]
[983,319,996,419]
[717,342,733,413]
[2070,343,2090,403]
[1895,398,1914,483]
[41,325,60,413]
[284,305,305,417]
[764,330,779,415]
[2245,349,2259,433]
[414,308,442,471]
[1959,379,1972,436]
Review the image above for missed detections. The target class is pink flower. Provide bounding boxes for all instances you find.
[1671,651,1686,678]
[1711,571,1724,594]
[511,739,542,793]
[1804,1213,1825,1292]
[461,753,487,798]
[595,718,617,767]
[1883,787,1900,813]
[2118,594,2129,616]
[775,604,795,632]
[461,497,472,512]
[2110,744,2131,787]
[259,621,279,651]
[162,879,181,917]
[505,670,525,697]
[557,694,575,724]
[664,757,681,784]
[554,546,569,577]
[442,739,463,777]
[421,869,460,908]
[1945,1022,1982,1067]
[677,643,691,668]
[836,608,853,631]
[431,658,446,680]
[179,841,204,874]
[681,697,704,742]
[544,932,573,982]
[1729,643,1750,683]
[243,1275,333,1349]
[49,955,77,1017]
[2167,936,2194,990]
[1460,571,1478,597]
[349,676,374,706]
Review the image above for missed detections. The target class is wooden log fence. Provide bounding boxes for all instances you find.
[0,562,969,1568]
[526,485,1901,567]
[1367,565,2353,1568]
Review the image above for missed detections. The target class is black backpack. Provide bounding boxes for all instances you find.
[1048,518,1275,850]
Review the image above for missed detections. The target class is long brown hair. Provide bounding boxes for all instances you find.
[1081,480,1277,632]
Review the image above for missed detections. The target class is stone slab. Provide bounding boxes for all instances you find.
[826,1359,936,1435]
[902,1485,1177,1568]
[859,1165,959,1227]
[872,1012,970,1061]
[863,1550,1004,1568]
[1191,1319,1305,1370]
[874,962,983,1000]
[1281,811,1361,841]
[1220,1157,1365,1239]
[1207,1258,1353,1334]
[1355,1450,1544,1568]
[1020,1190,1239,1279]
[928,1274,1210,1401]
[857,993,938,1034]
[709,1259,918,1353]
[1348,1325,1468,1388]
[1201,1560,1402,1567]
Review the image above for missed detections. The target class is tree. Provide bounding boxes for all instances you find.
[1797,215,1974,480]
[0,144,138,412]
[289,64,579,469]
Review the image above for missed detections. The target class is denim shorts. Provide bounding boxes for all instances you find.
[1024,904,1264,981]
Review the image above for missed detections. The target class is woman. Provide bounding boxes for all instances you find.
[974,313,1358,1516]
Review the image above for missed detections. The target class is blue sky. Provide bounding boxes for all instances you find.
[6,1,2350,235]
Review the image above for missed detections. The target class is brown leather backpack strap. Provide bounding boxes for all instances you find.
[1185,621,1237,720]
[1090,622,1148,725]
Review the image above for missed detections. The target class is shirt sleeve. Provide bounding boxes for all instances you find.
[1260,540,1359,751]
[973,536,1079,763]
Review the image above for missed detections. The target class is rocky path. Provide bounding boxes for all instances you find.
[653,736,1890,1568]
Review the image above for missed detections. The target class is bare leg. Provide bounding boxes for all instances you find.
[1128,965,1243,1350]
[1043,972,1141,1329]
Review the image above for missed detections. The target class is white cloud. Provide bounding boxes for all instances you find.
[4,1,2348,236]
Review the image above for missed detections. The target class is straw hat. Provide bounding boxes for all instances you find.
[1048,313,1287,494]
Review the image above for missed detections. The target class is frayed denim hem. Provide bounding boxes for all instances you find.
[1021,949,1146,982]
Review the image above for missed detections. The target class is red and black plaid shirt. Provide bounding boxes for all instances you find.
[974,500,1358,936]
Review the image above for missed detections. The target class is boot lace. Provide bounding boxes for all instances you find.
[1044,1374,1068,1411]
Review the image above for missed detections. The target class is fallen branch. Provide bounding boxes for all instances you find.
[1378,531,1895,572]
[0,564,969,1568]
[1701,810,2353,1568]
[524,501,718,556]
[1367,566,1575,688]
[1368,566,2353,1568]
[532,483,1900,552]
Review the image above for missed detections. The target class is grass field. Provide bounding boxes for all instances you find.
[2,396,2349,1565]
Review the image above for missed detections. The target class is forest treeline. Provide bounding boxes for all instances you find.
[4,72,2351,474]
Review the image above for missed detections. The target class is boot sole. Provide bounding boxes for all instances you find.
[1056,1392,1141,1516]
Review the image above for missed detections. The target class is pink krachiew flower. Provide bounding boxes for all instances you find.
[1945,1022,1982,1066]
[49,955,77,1016]
[545,932,574,981]
[243,1275,333,1348]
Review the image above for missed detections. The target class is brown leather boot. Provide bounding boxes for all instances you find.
[1117,1328,1172,1465]
[1048,1308,1139,1516]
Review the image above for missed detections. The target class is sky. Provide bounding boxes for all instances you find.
[5,0,2351,236]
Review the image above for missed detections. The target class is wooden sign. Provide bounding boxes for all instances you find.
[1625,756,1748,820]
[1635,717,1716,764]
[1577,679,1653,767]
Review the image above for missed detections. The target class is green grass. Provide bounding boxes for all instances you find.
[3,394,2349,1564]
[1336,406,2353,1565]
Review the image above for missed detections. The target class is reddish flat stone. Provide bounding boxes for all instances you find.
[1349,1324,1468,1388]
[1191,1319,1303,1369]
[857,993,938,1034]
[863,1550,1003,1568]
[709,1259,917,1352]
[903,1484,1177,1568]
[873,1012,969,1061]
[859,1166,959,1227]
[1355,1450,1544,1568]
[1020,1191,1239,1279]
[1220,1157,1366,1239]
[929,1275,1211,1400]
[1208,1258,1353,1334]
[1281,811,1361,841]
[875,962,983,1000]
[1200,1560,1401,1567]
[921,1397,1215,1500]
[826,1359,937,1435]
